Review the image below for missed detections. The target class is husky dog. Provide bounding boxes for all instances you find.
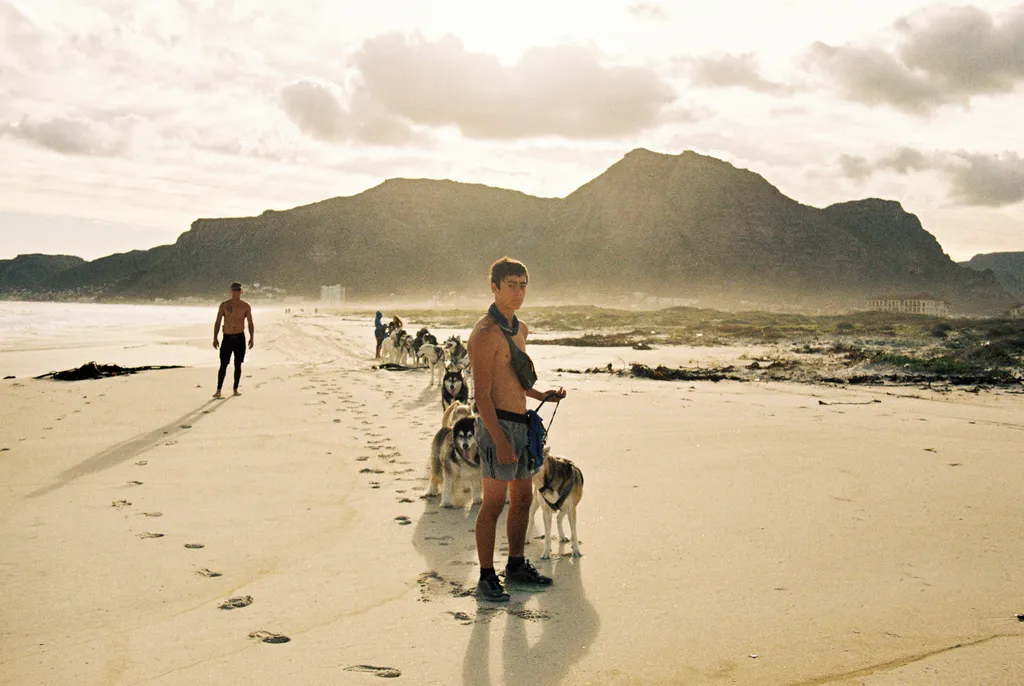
[444,335,469,370]
[379,336,396,365]
[441,399,474,429]
[399,334,416,366]
[418,343,445,385]
[380,328,405,365]
[412,328,438,356]
[425,415,481,508]
[441,369,469,409]
[528,450,584,559]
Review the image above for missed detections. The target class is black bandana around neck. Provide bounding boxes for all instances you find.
[488,303,520,336]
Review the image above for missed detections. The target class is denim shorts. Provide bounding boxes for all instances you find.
[475,414,531,481]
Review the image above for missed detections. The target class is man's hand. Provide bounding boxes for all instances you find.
[212,339,219,349]
[248,337,254,350]
[543,387,566,401]
[495,439,518,465]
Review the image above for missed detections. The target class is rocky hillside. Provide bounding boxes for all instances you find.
[1,149,1014,314]
[961,252,1024,302]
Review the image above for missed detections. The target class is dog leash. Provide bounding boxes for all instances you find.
[534,394,561,434]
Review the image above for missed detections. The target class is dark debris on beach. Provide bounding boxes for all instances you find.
[35,362,184,381]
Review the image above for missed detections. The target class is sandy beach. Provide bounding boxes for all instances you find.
[1,307,1023,685]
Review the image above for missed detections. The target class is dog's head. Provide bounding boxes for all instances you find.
[442,370,464,394]
[451,416,478,466]
[537,452,577,494]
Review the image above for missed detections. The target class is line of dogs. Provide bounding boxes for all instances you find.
[402,323,584,559]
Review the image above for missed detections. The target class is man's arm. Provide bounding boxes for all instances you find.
[213,304,224,348]
[470,325,517,465]
[246,304,255,348]
[520,321,566,402]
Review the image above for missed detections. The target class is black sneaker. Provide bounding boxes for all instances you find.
[504,559,552,586]
[476,574,510,602]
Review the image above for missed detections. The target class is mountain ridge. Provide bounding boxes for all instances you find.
[1,149,1015,314]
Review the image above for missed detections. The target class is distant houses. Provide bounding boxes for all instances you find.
[320,284,345,305]
[866,293,950,316]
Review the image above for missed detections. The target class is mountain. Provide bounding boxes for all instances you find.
[1,149,1014,313]
[960,252,1024,302]
[0,254,85,294]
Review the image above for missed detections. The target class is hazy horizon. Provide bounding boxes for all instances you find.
[2,0,1023,262]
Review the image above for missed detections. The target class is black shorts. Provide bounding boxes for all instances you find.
[220,333,246,364]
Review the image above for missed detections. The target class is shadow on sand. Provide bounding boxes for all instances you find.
[28,398,229,498]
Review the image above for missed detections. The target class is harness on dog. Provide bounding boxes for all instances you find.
[540,460,579,511]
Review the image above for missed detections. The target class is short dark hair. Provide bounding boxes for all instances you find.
[489,257,528,287]
[230,282,242,291]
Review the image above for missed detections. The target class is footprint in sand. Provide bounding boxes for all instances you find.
[369,482,381,489]
[394,516,412,525]
[127,480,144,486]
[360,468,385,474]
[398,498,414,503]
[134,460,148,466]
[185,543,205,549]
[141,511,163,517]
[343,665,401,679]
[111,500,132,509]
[219,595,253,610]
[249,630,290,644]
[356,456,370,462]
[138,532,164,539]
[196,568,222,577]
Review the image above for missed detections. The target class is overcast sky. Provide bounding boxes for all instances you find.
[1,0,1022,261]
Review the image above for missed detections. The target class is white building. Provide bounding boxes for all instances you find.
[866,293,950,316]
[320,284,345,304]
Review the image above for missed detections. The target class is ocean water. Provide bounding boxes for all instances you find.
[0,301,247,378]
[0,301,214,350]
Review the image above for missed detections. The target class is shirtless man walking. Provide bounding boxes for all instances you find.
[469,257,566,602]
[212,282,255,398]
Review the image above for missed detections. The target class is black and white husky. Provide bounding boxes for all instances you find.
[425,416,481,508]
[417,343,445,386]
[441,369,469,409]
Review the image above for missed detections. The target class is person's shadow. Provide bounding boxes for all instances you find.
[410,491,481,603]
[461,555,600,686]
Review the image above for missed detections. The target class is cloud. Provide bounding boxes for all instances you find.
[349,34,676,140]
[279,78,427,147]
[280,79,349,142]
[2,114,137,156]
[838,153,872,181]
[835,147,1024,207]
[877,146,931,174]
[686,53,795,94]
[805,42,949,114]
[628,3,669,21]
[896,5,1024,94]
[944,151,1024,207]
[806,5,1024,114]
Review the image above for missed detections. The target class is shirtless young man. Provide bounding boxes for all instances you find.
[469,257,566,602]
[212,282,255,398]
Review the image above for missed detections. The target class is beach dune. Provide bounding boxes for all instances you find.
[1,310,1023,685]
